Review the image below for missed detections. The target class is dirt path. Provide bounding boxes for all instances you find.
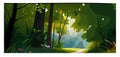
[56,48,86,53]
[74,49,86,53]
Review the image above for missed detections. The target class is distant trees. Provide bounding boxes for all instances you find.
[57,14,68,47]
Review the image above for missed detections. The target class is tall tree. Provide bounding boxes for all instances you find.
[57,15,68,47]
[57,12,62,47]
[46,3,54,47]
[31,3,45,47]
[52,20,55,48]
[4,4,17,52]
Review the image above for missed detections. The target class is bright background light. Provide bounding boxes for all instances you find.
[0,0,118,57]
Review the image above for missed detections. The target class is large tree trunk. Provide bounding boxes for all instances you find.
[4,4,17,52]
[39,9,45,46]
[31,4,45,47]
[46,3,54,47]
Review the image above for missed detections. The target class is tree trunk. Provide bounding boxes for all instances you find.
[57,15,68,47]
[52,22,55,48]
[39,9,45,47]
[31,4,45,47]
[46,3,54,47]
[57,17,62,47]
[4,4,17,52]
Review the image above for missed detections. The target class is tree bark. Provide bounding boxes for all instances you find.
[46,3,54,47]
[31,4,45,47]
[4,4,17,52]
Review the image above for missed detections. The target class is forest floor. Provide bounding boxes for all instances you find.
[30,48,86,53]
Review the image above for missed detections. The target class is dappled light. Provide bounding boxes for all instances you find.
[82,3,85,6]
[101,18,105,21]
[45,8,48,12]
[4,3,116,53]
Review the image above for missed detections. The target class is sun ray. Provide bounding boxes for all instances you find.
[67,16,76,35]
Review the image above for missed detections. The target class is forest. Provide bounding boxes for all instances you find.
[4,3,116,53]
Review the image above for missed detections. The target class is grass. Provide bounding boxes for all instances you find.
[30,48,85,53]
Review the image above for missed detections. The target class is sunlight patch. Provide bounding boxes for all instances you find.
[45,8,48,12]
[67,16,76,35]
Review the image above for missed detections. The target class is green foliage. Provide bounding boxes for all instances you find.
[6,36,32,53]
[72,3,116,52]
[72,4,97,31]
[4,4,13,31]
[4,3,116,53]
[33,28,41,32]
[52,39,63,48]
[85,41,116,53]
[36,4,45,13]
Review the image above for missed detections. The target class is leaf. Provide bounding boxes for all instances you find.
[22,39,30,44]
